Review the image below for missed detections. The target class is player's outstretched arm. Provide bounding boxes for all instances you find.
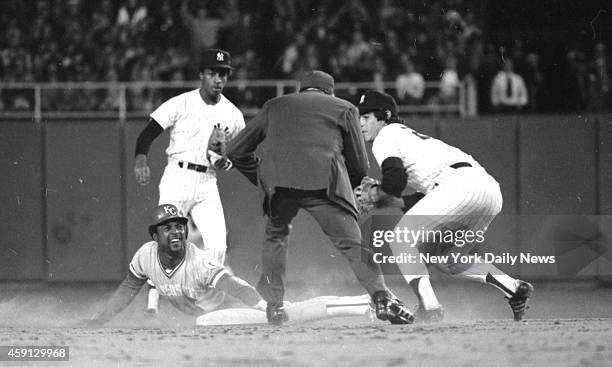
[215,273,265,310]
[226,103,269,186]
[88,272,147,326]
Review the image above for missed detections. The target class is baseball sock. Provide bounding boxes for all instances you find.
[409,276,441,309]
[452,262,519,297]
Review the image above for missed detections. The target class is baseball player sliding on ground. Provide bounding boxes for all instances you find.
[133,49,244,313]
[86,204,375,326]
[355,91,534,322]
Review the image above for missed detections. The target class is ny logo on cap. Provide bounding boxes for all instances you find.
[360,95,366,103]
[216,52,224,61]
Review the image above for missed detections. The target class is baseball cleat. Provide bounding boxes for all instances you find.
[507,281,534,321]
[414,304,444,323]
[372,291,415,324]
[266,303,289,325]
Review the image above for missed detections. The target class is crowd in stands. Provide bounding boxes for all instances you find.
[0,0,610,113]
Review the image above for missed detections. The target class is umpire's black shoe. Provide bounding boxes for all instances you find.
[507,281,534,321]
[266,303,288,326]
[372,291,415,324]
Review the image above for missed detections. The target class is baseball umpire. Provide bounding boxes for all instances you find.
[356,90,534,322]
[227,70,414,325]
[133,48,245,311]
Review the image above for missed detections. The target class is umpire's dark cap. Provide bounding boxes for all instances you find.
[148,204,188,236]
[200,49,233,71]
[298,70,334,95]
[358,90,398,116]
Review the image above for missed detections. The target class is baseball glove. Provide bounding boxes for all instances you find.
[354,176,381,217]
[208,123,231,155]
[207,124,233,170]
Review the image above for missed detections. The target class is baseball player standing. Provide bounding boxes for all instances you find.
[87,204,382,326]
[356,90,534,322]
[133,49,245,311]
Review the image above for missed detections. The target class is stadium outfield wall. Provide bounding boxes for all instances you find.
[1,114,611,283]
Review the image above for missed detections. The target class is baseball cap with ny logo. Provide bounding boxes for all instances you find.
[200,49,233,71]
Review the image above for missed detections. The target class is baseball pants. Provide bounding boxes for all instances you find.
[389,166,516,287]
[158,161,227,263]
[256,188,388,306]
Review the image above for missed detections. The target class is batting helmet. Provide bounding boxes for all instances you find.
[148,204,189,237]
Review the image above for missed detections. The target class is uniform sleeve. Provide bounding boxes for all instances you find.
[196,257,231,288]
[380,157,407,196]
[372,127,401,167]
[134,118,164,156]
[128,246,148,280]
[341,106,369,188]
[226,102,269,185]
[150,95,181,130]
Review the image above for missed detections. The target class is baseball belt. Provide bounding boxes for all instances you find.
[178,161,208,173]
[450,162,472,169]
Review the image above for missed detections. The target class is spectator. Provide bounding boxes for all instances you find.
[117,0,148,28]
[180,1,236,55]
[490,58,528,112]
[345,29,374,81]
[436,55,460,106]
[372,56,386,93]
[395,55,425,105]
[523,52,544,112]
[99,67,121,111]
[586,42,611,112]
[278,32,307,78]
[561,49,588,112]
[346,29,372,66]
[148,0,186,48]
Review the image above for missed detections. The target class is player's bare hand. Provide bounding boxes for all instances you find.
[208,150,233,170]
[134,154,151,186]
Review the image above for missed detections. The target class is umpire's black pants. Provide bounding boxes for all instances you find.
[256,188,389,306]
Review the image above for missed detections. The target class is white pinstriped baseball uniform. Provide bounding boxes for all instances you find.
[372,123,507,277]
[151,89,245,263]
[130,241,231,315]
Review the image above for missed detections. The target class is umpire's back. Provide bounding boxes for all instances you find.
[257,72,368,193]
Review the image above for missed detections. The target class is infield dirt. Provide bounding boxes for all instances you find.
[1,280,611,367]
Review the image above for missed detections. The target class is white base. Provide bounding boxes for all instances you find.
[196,308,267,326]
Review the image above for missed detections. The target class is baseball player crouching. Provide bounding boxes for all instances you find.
[86,204,376,326]
[356,91,534,322]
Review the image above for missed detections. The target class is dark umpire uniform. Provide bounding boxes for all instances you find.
[227,71,412,324]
